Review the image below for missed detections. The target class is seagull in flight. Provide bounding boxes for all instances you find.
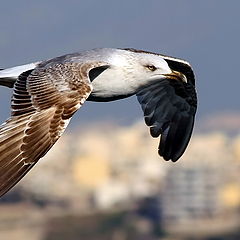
[0,48,197,197]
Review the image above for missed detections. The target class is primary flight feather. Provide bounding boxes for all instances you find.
[0,48,197,197]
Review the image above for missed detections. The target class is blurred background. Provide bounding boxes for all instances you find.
[0,1,240,239]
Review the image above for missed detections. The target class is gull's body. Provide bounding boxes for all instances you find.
[0,48,197,197]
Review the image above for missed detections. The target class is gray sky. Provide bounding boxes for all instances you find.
[0,0,239,127]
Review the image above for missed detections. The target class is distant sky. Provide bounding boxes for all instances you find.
[0,0,239,127]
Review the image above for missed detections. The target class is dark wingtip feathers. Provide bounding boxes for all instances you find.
[158,114,195,162]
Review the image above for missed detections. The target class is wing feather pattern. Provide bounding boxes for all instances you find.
[137,79,197,162]
[0,62,101,197]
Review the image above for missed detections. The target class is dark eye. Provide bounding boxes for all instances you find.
[146,65,157,71]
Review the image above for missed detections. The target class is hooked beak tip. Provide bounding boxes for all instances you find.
[164,71,187,83]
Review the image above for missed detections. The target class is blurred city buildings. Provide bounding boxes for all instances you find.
[0,114,240,240]
[161,134,240,238]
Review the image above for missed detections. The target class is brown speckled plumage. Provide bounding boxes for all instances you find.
[0,61,107,197]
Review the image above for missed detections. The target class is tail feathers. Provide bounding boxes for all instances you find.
[0,62,40,88]
[0,77,16,88]
[0,68,15,87]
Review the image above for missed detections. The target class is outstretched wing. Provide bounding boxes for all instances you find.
[137,78,197,162]
[0,62,107,197]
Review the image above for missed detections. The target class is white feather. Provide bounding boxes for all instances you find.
[0,62,40,79]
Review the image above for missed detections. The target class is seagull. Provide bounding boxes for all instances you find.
[0,48,197,197]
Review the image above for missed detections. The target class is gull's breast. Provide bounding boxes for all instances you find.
[90,67,137,98]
